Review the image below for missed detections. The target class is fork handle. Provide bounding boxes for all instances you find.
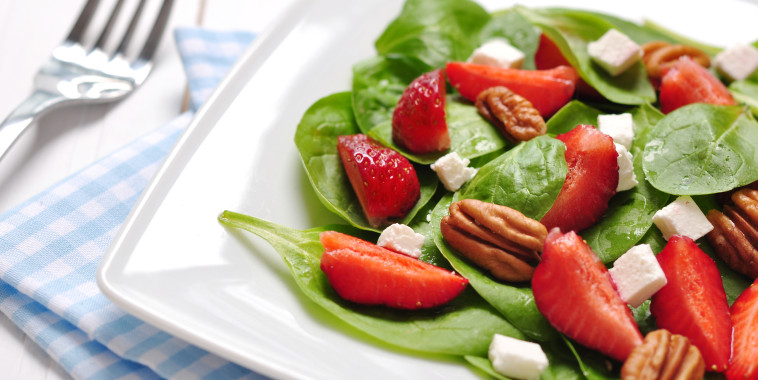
[0,90,66,161]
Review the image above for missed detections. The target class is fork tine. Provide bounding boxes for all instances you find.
[137,0,175,61]
[66,0,101,44]
[93,0,126,50]
[114,0,147,55]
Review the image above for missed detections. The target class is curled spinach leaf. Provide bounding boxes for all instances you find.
[642,104,758,195]
[294,92,437,232]
[219,211,523,356]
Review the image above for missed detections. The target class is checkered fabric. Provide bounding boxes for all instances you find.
[0,28,266,379]
[175,28,255,111]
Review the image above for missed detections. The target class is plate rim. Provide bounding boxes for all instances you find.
[97,0,758,378]
[97,0,315,378]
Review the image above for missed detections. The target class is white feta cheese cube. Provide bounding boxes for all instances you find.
[714,44,758,81]
[615,143,638,192]
[652,196,713,241]
[587,29,642,76]
[609,244,667,308]
[488,334,549,380]
[468,38,525,69]
[377,223,425,258]
[430,152,477,192]
[598,113,635,150]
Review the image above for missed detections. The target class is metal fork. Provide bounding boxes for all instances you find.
[0,0,174,161]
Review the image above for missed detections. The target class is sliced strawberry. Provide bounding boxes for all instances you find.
[391,69,450,154]
[319,231,468,309]
[337,134,420,228]
[534,33,603,101]
[532,229,643,362]
[650,235,732,372]
[540,125,619,233]
[446,62,578,116]
[659,56,737,114]
[535,33,571,70]
[727,280,758,380]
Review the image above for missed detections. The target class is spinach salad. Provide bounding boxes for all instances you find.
[219,0,758,378]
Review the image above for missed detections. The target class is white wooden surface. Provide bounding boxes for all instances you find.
[0,0,292,378]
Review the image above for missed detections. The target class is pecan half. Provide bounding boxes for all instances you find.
[641,41,711,79]
[475,86,546,143]
[621,329,705,380]
[440,199,546,282]
[641,41,671,64]
[707,188,758,279]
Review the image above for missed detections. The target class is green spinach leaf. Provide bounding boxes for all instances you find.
[459,135,567,220]
[518,7,656,105]
[479,8,541,70]
[546,100,603,135]
[219,211,524,356]
[354,6,541,136]
[641,19,721,56]
[588,12,679,46]
[562,336,618,380]
[730,80,758,116]
[632,301,657,336]
[642,104,758,195]
[351,56,426,133]
[466,339,598,380]
[368,98,509,165]
[587,12,720,56]
[294,92,437,232]
[431,194,558,342]
[375,0,490,69]
[463,356,510,380]
[406,191,452,268]
[635,227,668,253]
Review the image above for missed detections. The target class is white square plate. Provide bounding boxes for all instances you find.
[98,0,757,378]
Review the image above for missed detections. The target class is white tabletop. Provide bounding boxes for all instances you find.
[0,0,292,378]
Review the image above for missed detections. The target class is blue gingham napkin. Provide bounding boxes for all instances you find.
[0,28,265,380]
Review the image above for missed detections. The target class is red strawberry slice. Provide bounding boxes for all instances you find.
[391,69,450,154]
[659,56,737,114]
[727,279,758,380]
[319,231,468,309]
[650,235,732,372]
[535,33,603,101]
[535,33,572,70]
[540,125,619,233]
[532,229,643,362]
[446,62,578,116]
[337,134,420,228]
